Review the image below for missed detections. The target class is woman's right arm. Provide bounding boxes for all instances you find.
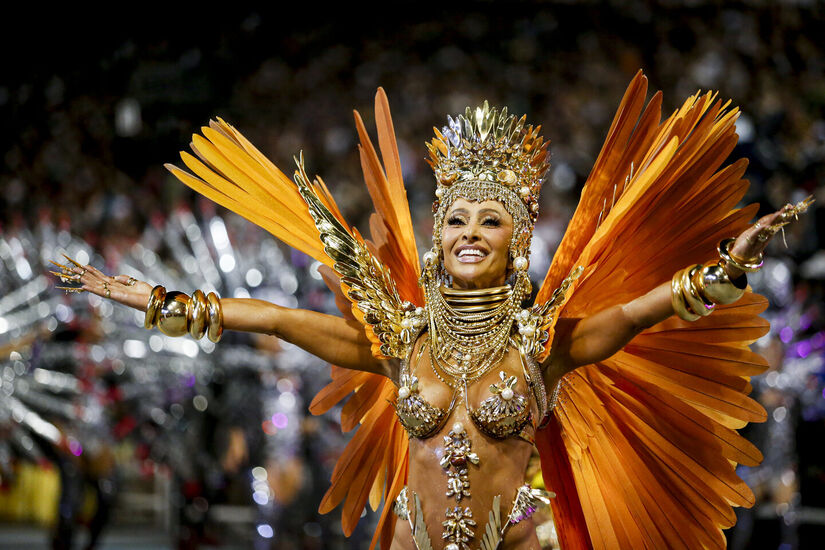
[221,298,393,377]
[64,264,395,378]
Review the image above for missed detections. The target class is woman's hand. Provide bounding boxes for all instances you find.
[725,196,814,279]
[51,256,152,312]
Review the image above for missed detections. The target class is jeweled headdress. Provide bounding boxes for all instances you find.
[426,101,550,262]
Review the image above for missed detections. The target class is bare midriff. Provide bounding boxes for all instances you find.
[390,344,542,550]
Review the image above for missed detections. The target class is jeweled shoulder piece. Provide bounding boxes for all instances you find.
[293,156,426,359]
[516,266,583,360]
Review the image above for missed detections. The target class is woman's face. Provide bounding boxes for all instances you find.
[441,198,514,290]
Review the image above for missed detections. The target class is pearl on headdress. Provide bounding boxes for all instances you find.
[519,186,530,198]
[435,186,445,198]
[423,250,437,266]
[497,169,517,185]
[513,256,528,271]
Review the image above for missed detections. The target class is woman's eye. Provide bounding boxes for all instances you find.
[482,218,501,227]
[447,217,465,226]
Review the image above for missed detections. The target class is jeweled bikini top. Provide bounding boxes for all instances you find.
[393,335,556,443]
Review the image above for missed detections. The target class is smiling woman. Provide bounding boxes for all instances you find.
[53,76,811,549]
[442,199,514,290]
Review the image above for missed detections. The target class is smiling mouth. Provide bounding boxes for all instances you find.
[456,248,488,263]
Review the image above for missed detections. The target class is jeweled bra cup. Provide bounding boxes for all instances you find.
[393,389,451,439]
[470,371,532,440]
[394,339,540,442]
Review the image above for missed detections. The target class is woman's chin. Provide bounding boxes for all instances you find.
[450,269,503,290]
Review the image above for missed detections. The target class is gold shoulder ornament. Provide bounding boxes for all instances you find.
[292,155,426,359]
[515,266,583,360]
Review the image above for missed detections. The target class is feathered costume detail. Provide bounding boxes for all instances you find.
[535,71,767,550]
[167,72,767,549]
[166,89,419,549]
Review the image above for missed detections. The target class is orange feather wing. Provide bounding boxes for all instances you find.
[535,71,768,549]
[167,91,419,549]
[309,89,420,549]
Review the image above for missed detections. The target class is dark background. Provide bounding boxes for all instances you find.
[2,2,824,549]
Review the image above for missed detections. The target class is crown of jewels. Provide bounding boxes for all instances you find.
[426,101,550,225]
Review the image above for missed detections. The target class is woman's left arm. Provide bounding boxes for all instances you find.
[545,201,807,378]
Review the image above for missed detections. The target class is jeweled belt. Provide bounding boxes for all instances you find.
[394,480,553,550]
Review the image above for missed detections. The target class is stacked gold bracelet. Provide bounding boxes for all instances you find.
[671,240,756,322]
[144,285,224,342]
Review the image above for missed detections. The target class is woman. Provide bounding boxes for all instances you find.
[55,73,810,549]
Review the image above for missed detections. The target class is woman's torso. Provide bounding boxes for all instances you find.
[390,334,545,550]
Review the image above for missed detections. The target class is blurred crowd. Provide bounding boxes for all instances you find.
[1,2,824,549]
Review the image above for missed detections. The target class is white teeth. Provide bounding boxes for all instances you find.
[458,249,486,258]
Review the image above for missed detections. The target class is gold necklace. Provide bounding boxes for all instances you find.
[425,279,527,388]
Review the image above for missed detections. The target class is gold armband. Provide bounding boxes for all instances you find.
[145,286,167,329]
[188,290,208,340]
[718,238,763,272]
[157,291,191,337]
[672,239,753,321]
[683,265,715,317]
[144,286,223,342]
[205,292,224,343]
[693,262,746,305]
[671,266,705,322]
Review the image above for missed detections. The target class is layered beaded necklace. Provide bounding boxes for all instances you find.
[424,276,529,388]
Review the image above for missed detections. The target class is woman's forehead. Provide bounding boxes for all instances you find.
[447,198,511,216]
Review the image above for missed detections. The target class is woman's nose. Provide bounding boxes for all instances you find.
[462,221,481,241]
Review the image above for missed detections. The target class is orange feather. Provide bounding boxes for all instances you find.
[536,72,768,549]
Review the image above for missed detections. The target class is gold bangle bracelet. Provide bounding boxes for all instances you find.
[682,266,714,317]
[671,268,700,322]
[144,286,167,329]
[696,262,746,305]
[157,291,190,337]
[718,238,763,272]
[188,290,208,340]
[206,292,224,343]
[145,286,221,342]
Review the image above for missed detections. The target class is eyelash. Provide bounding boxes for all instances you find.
[447,217,501,227]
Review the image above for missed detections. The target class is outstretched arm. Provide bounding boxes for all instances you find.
[54,264,394,378]
[545,202,806,379]
[221,298,392,376]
